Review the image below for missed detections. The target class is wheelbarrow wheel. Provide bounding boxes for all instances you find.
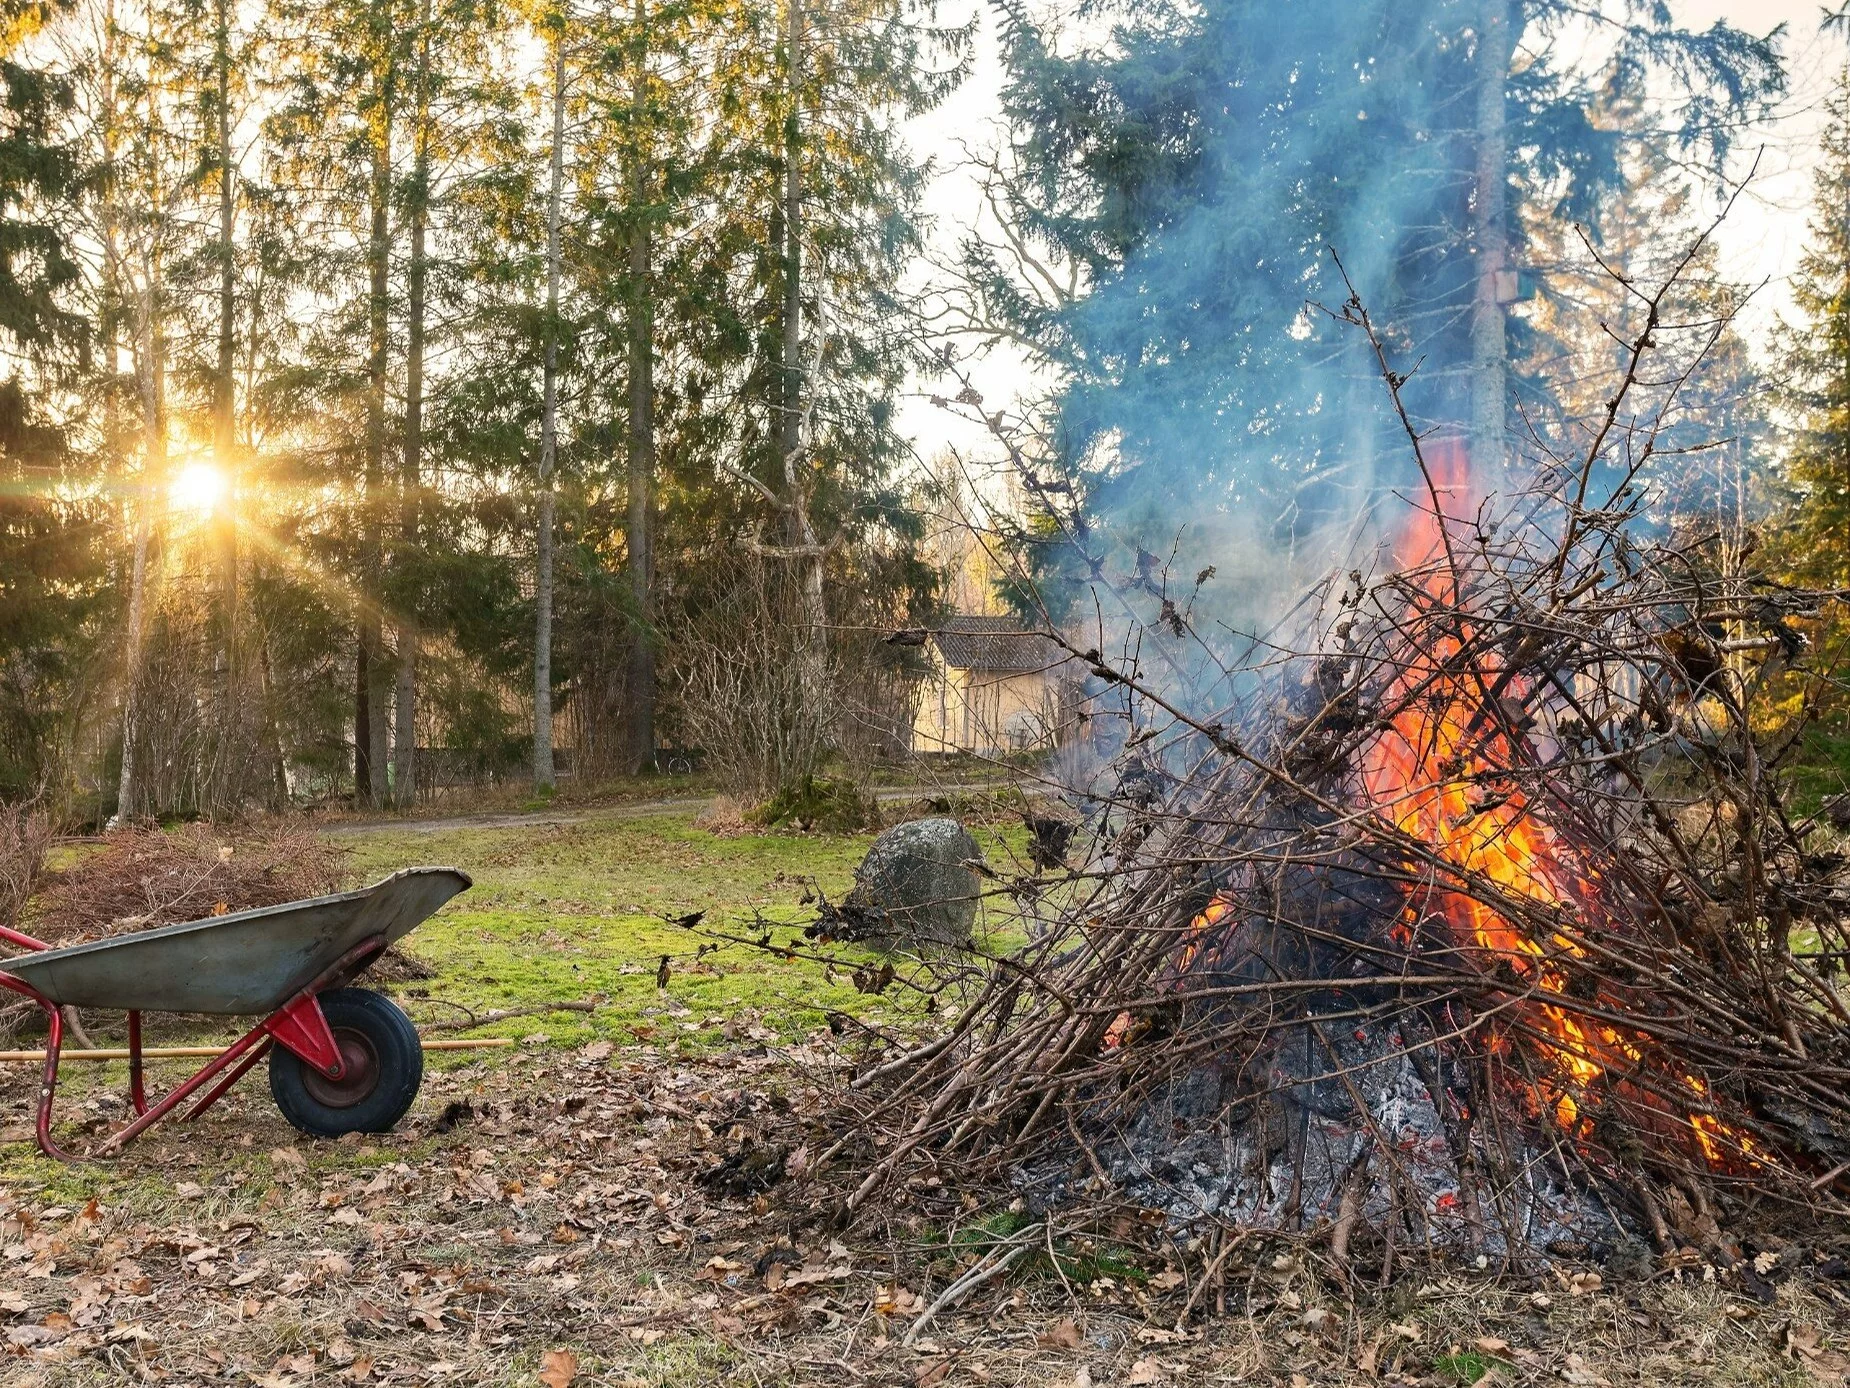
[269,988,424,1138]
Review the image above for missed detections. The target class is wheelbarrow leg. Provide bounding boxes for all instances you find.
[95,1019,278,1154]
[34,1005,73,1162]
[0,972,73,1162]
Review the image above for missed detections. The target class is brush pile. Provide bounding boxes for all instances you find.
[0,821,420,1041]
[18,820,347,946]
[817,295,1850,1270]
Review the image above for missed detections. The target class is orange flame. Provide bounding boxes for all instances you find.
[1354,439,1752,1169]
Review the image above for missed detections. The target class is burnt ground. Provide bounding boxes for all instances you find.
[2,1039,1848,1388]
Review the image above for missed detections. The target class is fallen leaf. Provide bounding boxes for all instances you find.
[1128,1359,1161,1385]
[1355,1332,1384,1373]
[1568,1270,1602,1296]
[539,1347,577,1388]
[914,1357,953,1387]
[874,1284,923,1316]
[1785,1323,1823,1360]
[1038,1316,1083,1350]
[1134,1327,1187,1345]
[6,1323,65,1349]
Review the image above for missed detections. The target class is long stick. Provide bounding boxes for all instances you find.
[0,1038,515,1063]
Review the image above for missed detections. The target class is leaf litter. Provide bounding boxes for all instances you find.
[0,1030,1846,1386]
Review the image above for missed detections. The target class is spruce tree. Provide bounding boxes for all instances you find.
[1781,64,1850,588]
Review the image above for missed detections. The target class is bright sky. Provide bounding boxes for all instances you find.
[894,0,1846,475]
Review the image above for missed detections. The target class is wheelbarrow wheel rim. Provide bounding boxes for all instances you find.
[300,1028,381,1109]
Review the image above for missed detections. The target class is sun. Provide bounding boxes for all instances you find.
[169,460,229,517]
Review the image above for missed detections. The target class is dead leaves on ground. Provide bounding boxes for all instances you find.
[4,1039,1850,1387]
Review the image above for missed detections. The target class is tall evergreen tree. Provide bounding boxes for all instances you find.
[1780,63,1850,589]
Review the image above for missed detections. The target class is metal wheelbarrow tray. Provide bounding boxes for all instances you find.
[0,866,471,1160]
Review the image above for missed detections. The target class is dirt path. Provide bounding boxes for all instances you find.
[320,783,1002,836]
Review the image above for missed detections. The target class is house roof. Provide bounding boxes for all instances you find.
[930,616,1065,673]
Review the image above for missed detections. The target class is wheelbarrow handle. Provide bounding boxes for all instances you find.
[0,924,47,952]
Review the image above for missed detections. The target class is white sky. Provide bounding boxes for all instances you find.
[894,0,1846,474]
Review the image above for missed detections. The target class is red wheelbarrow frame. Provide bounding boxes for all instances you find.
[0,921,386,1162]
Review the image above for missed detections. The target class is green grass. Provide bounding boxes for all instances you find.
[338,809,1029,1052]
[1784,723,1850,815]
[0,805,1030,1178]
[339,812,881,1049]
[1432,1349,1498,1384]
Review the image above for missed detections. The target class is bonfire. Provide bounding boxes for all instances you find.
[810,267,1850,1278]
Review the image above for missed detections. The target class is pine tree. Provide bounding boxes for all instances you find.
[532,1,567,793]
[1780,64,1850,588]
[0,0,99,804]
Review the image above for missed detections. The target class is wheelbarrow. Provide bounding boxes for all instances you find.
[0,866,470,1161]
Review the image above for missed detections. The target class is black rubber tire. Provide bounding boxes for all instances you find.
[269,988,423,1138]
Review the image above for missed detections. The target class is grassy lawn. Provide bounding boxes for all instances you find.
[335,810,1026,1053]
[0,806,1023,1173]
[343,813,878,1050]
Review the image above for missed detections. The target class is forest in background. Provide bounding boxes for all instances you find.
[0,0,966,822]
[4,0,1850,825]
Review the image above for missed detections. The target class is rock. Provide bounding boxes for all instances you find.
[831,817,985,948]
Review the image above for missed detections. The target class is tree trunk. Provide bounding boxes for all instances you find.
[258,628,289,805]
[778,0,826,648]
[625,0,654,774]
[118,262,166,827]
[778,0,802,471]
[533,24,565,793]
[114,4,163,830]
[360,44,393,808]
[208,0,238,817]
[396,0,431,810]
[1470,0,1512,474]
[355,635,371,798]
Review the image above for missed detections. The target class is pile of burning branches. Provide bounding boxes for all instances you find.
[814,255,1850,1268]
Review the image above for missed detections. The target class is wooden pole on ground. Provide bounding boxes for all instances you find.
[0,1038,516,1063]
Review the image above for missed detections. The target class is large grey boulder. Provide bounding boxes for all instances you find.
[827,817,984,948]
